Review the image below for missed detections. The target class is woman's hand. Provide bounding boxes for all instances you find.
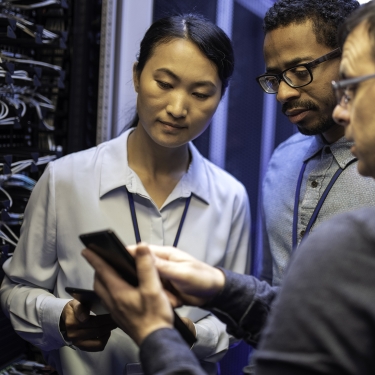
[60,299,117,351]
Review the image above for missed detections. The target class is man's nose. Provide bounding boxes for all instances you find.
[332,103,350,128]
[276,80,300,104]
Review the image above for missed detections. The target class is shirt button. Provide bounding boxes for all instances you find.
[311,180,318,188]
[300,230,305,237]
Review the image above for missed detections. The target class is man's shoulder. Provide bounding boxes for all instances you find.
[273,133,312,154]
[267,133,312,170]
[286,206,375,294]
[300,207,375,261]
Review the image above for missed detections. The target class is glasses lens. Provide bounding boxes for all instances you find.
[284,66,312,87]
[259,76,279,93]
[332,81,347,107]
[335,87,350,108]
[336,88,344,105]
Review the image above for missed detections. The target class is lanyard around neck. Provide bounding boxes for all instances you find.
[126,190,191,247]
[292,158,356,250]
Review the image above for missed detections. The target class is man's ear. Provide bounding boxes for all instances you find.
[133,62,140,93]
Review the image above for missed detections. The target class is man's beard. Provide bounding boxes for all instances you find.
[282,98,336,136]
[296,114,336,136]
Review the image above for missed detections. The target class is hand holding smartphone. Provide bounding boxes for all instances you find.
[76,229,197,347]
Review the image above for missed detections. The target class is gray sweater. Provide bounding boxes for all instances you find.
[141,207,375,375]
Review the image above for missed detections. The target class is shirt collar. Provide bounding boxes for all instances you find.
[303,134,356,169]
[179,142,211,204]
[99,129,133,198]
[99,128,211,204]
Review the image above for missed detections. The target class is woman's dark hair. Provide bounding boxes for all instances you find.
[127,13,235,128]
[338,1,375,61]
[264,0,360,49]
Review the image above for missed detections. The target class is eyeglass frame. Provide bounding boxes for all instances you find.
[331,73,375,108]
[256,48,342,94]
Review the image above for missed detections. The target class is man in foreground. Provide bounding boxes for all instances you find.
[83,1,375,374]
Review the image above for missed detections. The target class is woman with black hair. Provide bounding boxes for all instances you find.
[0,13,250,375]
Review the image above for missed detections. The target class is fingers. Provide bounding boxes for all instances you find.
[70,314,117,330]
[66,324,114,340]
[130,243,194,262]
[82,249,114,281]
[73,332,111,352]
[92,275,113,312]
[164,289,183,308]
[180,317,196,337]
[82,249,135,313]
[153,256,187,279]
[63,303,116,352]
[125,244,137,257]
[147,244,194,261]
[82,249,134,292]
[72,299,90,323]
[82,243,174,346]
[66,321,115,341]
[135,244,163,293]
[126,242,151,257]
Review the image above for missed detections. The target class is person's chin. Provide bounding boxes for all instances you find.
[152,133,188,149]
[295,124,321,136]
[296,118,335,137]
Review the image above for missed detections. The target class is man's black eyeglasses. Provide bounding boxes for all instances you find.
[256,48,341,94]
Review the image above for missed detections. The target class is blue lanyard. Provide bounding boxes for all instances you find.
[126,190,191,247]
[292,158,356,250]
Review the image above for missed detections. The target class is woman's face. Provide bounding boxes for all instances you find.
[133,38,222,149]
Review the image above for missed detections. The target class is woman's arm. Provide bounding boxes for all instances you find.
[0,165,68,350]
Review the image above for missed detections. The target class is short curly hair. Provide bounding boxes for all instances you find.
[264,0,360,48]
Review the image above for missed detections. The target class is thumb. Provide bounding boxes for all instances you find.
[72,300,90,323]
[135,245,162,292]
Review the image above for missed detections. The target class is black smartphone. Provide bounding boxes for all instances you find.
[65,287,109,315]
[79,229,138,287]
[79,229,197,347]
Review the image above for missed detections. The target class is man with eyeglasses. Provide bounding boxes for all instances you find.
[258,0,375,290]
[253,2,375,372]
[331,40,375,178]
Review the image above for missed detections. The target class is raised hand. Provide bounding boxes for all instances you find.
[130,243,226,307]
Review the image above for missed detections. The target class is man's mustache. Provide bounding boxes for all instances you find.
[282,100,319,115]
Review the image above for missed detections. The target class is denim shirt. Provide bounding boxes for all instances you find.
[261,133,375,286]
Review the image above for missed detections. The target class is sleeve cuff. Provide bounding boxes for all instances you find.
[141,328,204,375]
[204,268,255,322]
[204,269,278,346]
[191,316,229,361]
[40,296,72,348]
